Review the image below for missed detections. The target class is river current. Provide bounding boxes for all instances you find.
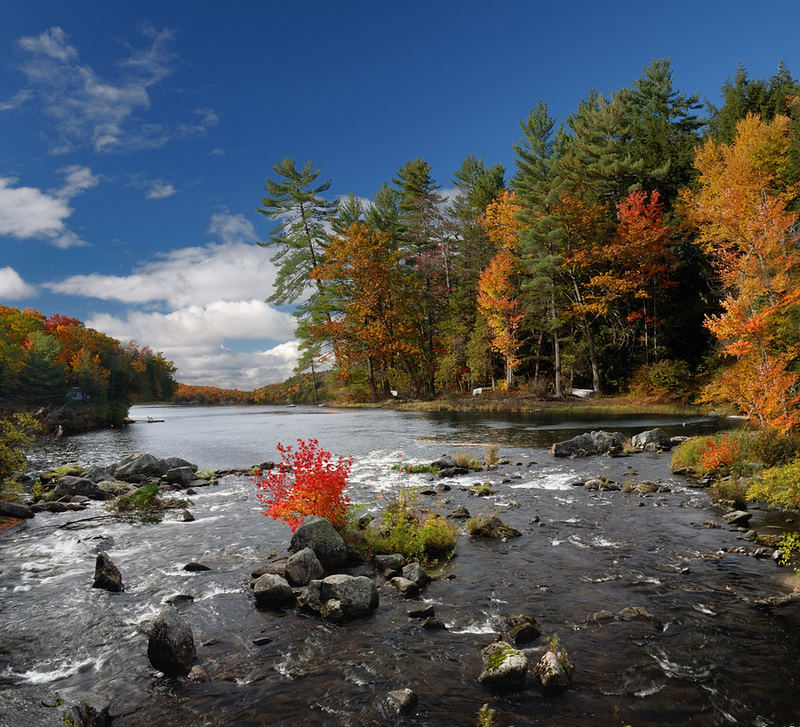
[1,404,799,725]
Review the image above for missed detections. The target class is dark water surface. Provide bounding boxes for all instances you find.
[2,405,799,726]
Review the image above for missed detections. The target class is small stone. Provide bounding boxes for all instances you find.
[183,562,211,572]
[188,664,209,682]
[181,509,195,522]
[252,636,273,646]
[408,605,435,619]
[390,576,420,598]
[421,617,447,630]
[92,551,124,592]
[386,688,418,714]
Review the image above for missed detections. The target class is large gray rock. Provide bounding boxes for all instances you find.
[289,515,347,570]
[52,476,112,501]
[478,641,528,691]
[114,453,167,481]
[253,573,296,607]
[165,467,195,487]
[0,501,34,518]
[503,614,541,645]
[0,687,110,727]
[402,562,429,587]
[386,688,418,714]
[82,464,112,483]
[92,551,123,592]
[431,454,457,469]
[299,574,378,621]
[551,431,627,458]
[630,428,673,451]
[284,547,324,586]
[723,510,752,526]
[147,608,196,676]
[162,457,198,472]
[390,576,420,598]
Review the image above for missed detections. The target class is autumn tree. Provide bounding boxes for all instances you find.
[688,113,800,431]
[310,223,424,399]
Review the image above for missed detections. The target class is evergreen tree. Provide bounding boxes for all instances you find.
[257,158,335,305]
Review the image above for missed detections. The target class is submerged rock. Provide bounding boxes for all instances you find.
[92,551,123,592]
[503,614,541,645]
[289,516,347,570]
[723,510,752,527]
[478,641,527,691]
[468,516,522,539]
[147,608,197,676]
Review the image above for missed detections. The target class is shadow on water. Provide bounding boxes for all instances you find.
[4,405,797,726]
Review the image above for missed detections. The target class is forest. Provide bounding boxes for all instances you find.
[0,305,176,428]
[251,59,800,432]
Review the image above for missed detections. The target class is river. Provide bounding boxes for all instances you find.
[1,404,798,725]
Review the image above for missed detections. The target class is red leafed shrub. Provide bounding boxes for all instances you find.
[252,438,352,531]
[700,434,739,474]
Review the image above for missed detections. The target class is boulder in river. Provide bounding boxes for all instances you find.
[402,562,429,587]
[253,573,296,608]
[0,501,34,519]
[430,454,457,470]
[162,457,198,472]
[503,614,541,645]
[630,428,673,452]
[289,515,347,570]
[299,574,378,621]
[0,686,111,727]
[533,649,574,693]
[284,547,325,586]
[551,431,627,458]
[723,510,752,527]
[147,607,197,676]
[114,452,168,482]
[467,515,522,539]
[386,687,418,714]
[478,641,528,691]
[52,475,112,501]
[92,551,124,592]
[165,466,195,487]
[390,576,420,597]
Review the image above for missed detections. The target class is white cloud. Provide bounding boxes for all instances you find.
[144,180,177,199]
[0,168,95,247]
[207,211,257,245]
[0,177,71,238]
[56,165,100,199]
[11,25,217,153]
[87,304,297,388]
[0,267,36,299]
[45,239,274,307]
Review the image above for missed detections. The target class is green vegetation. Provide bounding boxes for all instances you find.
[484,445,500,467]
[391,462,439,475]
[110,483,191,515]
[476,704,497,727]
[748,459,800,511]
[0,412,38,500]
[348,488,456,564]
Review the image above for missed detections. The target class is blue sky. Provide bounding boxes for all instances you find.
[2,0,799,388]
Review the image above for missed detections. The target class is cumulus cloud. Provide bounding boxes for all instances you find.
[0,167,95,247]
[87,304,297,388]
[45,240,274,306]
[0,267,36,299]
[207,211,257,245]
[10,25,218,153]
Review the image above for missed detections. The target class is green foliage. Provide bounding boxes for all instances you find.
[391,462,438,475]
[111,483,164,513]
[629,359,693,401]
[777,532,800,571]
[708,478,750,509]
[546,632,574,672]
[485,445,500,467]
[362,488,456,564]
[748,459,800,511]
[0,412,38,499]
[476,703,497,727]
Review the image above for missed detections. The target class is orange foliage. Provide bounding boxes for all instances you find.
[689,114,800,431]
[481,190,522,252]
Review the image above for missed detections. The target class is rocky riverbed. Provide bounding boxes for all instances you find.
[1,429,799,726]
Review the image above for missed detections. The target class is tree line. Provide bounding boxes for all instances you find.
[257,59,800,431]
[0,306,176,425]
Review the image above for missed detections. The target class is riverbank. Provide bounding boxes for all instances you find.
[385,393,717,418]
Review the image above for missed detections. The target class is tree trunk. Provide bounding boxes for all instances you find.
[571,279,601,394]
[551,292,563,398]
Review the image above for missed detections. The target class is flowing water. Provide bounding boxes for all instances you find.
[1,405,799,726]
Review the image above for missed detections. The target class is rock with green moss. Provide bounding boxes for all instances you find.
[478,641,527,691]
